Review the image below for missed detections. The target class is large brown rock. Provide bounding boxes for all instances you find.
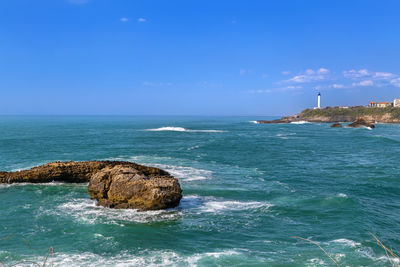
[88,165,182,210]
[330,123,342,128]
[0,161,183,211]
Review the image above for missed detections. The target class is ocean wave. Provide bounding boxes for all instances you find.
[291,121,310,124]
[143,127,225,133]
[0,181,86,188]
[330,238,360,248]
[23,250,242,267]
[105,156,213,182]
[55,199,182,225]
[149,164,212,182]
[182,195,273,213]
[249,121,259,124]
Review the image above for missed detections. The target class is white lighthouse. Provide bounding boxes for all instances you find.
[318,92,321,109]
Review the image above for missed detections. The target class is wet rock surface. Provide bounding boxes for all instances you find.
[0,161,182,211]
[347,119,375,128]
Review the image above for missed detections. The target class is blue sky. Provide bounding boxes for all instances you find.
[1,0,400,115]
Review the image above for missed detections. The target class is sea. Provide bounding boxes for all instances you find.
[0,115,399,266]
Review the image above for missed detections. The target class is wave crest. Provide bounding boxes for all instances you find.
[143,127,225,133]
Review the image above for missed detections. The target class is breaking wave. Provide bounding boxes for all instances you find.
[143,127,225,133]
[291,121,310,124]
[23,250,242,267]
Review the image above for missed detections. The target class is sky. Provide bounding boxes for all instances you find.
[0,0,400,116]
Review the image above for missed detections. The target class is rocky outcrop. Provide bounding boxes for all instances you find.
[330,123,342,128]
[347,119,375,128]
[256,106,400,124]
[0,161,182,211]
[257,119,291,124]
[88,165,182,210]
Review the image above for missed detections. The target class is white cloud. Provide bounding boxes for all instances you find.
[285,68,330,83]
[138,18,147,23]
[352,80,374,87]
[317,68,330,74]
[120,17,129,22]
[343,69,394,80]
[390,78,400,87]
[332,83,345,88]
[305,69,315,75]
[281,71,291,75]
[373,72,394,79]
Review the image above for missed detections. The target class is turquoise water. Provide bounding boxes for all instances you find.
[0,116,399,266]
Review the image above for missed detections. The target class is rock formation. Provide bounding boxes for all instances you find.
[88,165,182,210]
[330,123,342,128]
[347,119,375,128]
[256,106,400,124]
[0,161,182,211]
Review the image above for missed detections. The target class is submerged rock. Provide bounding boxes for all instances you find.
[347,119,375,128]
[0,161,182,211]
[330,123,342,128]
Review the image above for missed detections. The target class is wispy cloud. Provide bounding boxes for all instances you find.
[352,80,374,87]
[390,78,400,87]
[279,67,399,90]
[285,68,330,83]
[343,69,394,80]
[120,17,129,22]
[138,18,147,23]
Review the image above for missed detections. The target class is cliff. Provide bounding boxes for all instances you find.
[258,106,400,124]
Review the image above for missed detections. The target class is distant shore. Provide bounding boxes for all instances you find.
[257,106,400,124]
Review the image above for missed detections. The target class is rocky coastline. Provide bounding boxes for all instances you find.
[257,106,400,125]
[0,161,182,211]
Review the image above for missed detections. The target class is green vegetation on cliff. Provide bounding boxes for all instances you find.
[299,106,400,119]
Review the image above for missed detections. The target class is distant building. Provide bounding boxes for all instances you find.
[394,99,400,107]
[377,102,393,108]
[369,101,377,107]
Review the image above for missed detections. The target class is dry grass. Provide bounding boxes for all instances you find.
[292,236,340,267]
[0,234,53,267]
[293,233,399,267]
[369,232,399,267]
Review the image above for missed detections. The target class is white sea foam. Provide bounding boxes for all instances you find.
[181,195,273,213]
[55,198,182,225]
[201,200,272,213]
[0,181,83,188]
[24,249,242,267]
[291,121,310,124]
[106,156,213,182]
[143,127,225,133]
[337,193,348,198]
[149,164,212,182]
[249,121,259,124]
[331,238,360,248]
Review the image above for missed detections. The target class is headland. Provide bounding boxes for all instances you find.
[257,106,400,124]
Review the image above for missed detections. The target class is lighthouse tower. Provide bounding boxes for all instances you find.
[317,92,321,109]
